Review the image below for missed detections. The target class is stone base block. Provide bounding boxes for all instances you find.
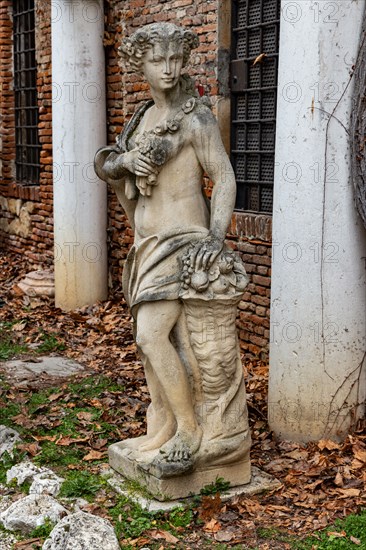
[108,441,251,501]
[106,466,281,512]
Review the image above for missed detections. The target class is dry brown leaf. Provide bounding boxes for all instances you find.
[285,449,309,460]
[327,530,346,538]
[351,459,365,470]
[215,530,234,542]
[148,529,179,543]
[318,439,341,451]
[337,488,360,498]
[82,450,106,461]
[56,435,89,446]
[77,411,93,422]
[17,442,40,456]
[353,446,366,463]
[203,518,221,533]
[350,535,361,545]
[198,493,222,521]
[242,499,263,515]
[13,539,42,549]
[334,472,344,486]
[48,392,64,402]
[12,321,27,331]
[32,435,57,442]
[93,438,108,450]
[253,53,267,66]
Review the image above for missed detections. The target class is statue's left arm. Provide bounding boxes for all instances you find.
[190,106,237,270]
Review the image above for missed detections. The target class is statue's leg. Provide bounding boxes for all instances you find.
[120,352,176,451]
[135,300,202,467]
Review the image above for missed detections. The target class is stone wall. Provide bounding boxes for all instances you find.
[0,0,272,358]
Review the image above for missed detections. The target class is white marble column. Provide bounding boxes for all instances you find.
[52,0,107,310]
[269,1,366,441]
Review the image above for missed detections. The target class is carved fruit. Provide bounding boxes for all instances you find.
[211,276,230,294]
[190,271,209,292]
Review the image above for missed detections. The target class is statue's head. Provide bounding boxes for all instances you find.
[119,23,199,72]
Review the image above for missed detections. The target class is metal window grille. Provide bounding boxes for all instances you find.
[230,0,280,212]
[13,0,41,185]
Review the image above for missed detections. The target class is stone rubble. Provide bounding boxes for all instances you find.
[42,511,121,550]
[0,423,122,548]
[0,427,22,458]
[6,461,42,485]
[0,494,68,535]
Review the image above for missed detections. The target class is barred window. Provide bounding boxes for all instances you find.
[13,0,41,185]
[231,0,281,212]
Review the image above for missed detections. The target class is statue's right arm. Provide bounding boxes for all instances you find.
[94,147,138,231]
[94,147,130,182]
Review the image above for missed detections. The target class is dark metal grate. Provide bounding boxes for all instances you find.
[231,0,280,212]
[13,0,40,185]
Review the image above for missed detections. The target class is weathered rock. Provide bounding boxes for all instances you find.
[30,471,64,497]
[42,511,120,550]
[6,461,42,485]
[6,462,64,497]
[0,494,68,534]
[0,426,21,458]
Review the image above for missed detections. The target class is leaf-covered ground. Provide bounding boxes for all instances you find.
[0,250,365,549]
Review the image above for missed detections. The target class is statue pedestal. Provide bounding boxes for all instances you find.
[109,442,251,501]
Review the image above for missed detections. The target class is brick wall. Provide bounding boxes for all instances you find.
[0,0,272,359]
[0,0,53,264]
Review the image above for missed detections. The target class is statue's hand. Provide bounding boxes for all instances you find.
[122,149,158,178]
[190,235,223,271]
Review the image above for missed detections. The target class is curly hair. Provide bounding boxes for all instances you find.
[119,23,199,72]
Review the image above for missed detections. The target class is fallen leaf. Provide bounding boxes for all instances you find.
[327,530,346,538]
[253,53,267,66]
[198,493,222,521]
[56,435,89,446]
[353,446,366,463]
[92,438,108,450]
[215,530,234,542]
[148,529,179,543]
[338,488,360,498]
[12,321,27,331]
[13,539,42,549]
[285,449,309,460]
[82,450,106,461]
[350,535,361,545]
[334,472,344,486]
[17,442,40,456]
[203,518,221,533]
[48,392,64,402]
[318,439,341,451]
[77,411,93,422]
[32,435,57,442]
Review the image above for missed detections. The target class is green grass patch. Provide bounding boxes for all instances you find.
[200,476,230,496]
[294,511,366,549]
[59,471,103,499]
[0,450,27,484]
[29,517,55,540]
[36,331,66,354]
[0,321,29,360]
[33,441,84,468]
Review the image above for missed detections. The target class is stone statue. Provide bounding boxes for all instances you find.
[95,22,251,499]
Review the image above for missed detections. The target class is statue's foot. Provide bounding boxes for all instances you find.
[118,435,150,451]
[139,421,176,452]
[139,428,202,478]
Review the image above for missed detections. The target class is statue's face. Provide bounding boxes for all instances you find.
[142,41,184,91]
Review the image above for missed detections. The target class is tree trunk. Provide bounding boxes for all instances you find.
[351,9,366,228]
